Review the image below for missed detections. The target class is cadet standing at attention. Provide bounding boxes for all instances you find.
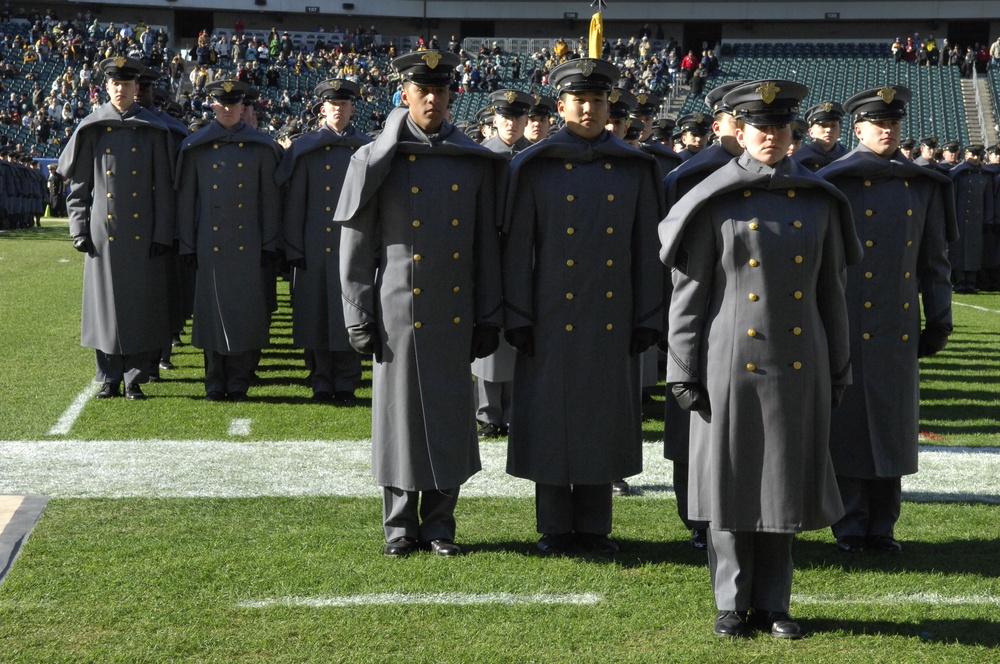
[792,101,848,171]
[336,51,506,557]
[57,56,175,401]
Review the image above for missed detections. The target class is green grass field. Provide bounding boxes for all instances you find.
[1,224,999,662]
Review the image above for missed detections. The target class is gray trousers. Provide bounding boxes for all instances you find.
[309,349,362,394]
[707,529,795,612]
[204,350,256,395]
[95,349,157,384]
[673,461,709,531]
[475,377,512,427]
[382,486,460,542]
[832,475,902,539]
[535,483,612,535]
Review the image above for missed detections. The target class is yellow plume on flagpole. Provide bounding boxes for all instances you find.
[589,12,603,59]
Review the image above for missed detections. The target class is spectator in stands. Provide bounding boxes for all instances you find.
[448,35,461,54]
[680,50,697,84]
[991,37,1000,64]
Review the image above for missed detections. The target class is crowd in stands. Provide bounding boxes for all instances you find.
[891,33,1000,78]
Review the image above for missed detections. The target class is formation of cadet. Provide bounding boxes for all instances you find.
[0,150,46,230]
[51,39,984,640]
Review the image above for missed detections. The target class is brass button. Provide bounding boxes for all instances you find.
[606,260,613,267]
[325,186,331,191]
[748,259,759,267]
[746,363,756,371]
[453,317,461,324]
[864,180,872,187]
[904,180,909,187]
[749,293,759,302]
[409,155,417,162]
[105,148,112,154]
[792,361,802,370]
[237,204,243,209]
[238,184,243,188]
[132,192,137,197]
[865,271,873,279]
[793,220,802,228]
[743,190,752,197]
[131,171,137,176]
[906,209,913,216]
[131,148,136,153]
[325,247,331,253]
[747,329,757,337]
[863,332,871,340]
[567,228,575,235]
[565,324,573,331]
[414,322,422,329]
[794,255,803,264]
[213,184,219,189]
[901,334,909,341]
[787,189,795,198]
[566,195,575,202]
[451,184,459,191]
[325,165,331,171]
[604,163,612,170]
[238,163,243,168]
[451,219,459,226]
[213,226,219,231]
[413,288,421,295]
[107,214,114,220]
[412,220,420,227]
[134,235,140,240]
[865,240,874,248]
[565,163,573,170]
[864,301,872,309]
[607,194,614,202]
[606,324,613,331]
[213,164,218,169]
[566,259,575,267]
[107,193,113,198]
[453,286,460,293]
[566,293,574,300]
[904,272,910,278]
[793,291,803,300]
[106,169,112,175]
[108,236,115,241]
[325,146,331,151]
[239,246,245,251]
[411,187,419,194]
[213,246,219,252]
[452,252,460,259]
[106,127,112,132]
[792,327,802,335]
[414,253,422,261]
[213,143,219,149]
[749,221,759,230]
[865,209,873,217]
[133,214,138,219]
[238,142,244,147]
[903,302,910,310]
[606,227,614,234]
[326,227,332,233]
[605,291,613,299]
[906,240,912,247]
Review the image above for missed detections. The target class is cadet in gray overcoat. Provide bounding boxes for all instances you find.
[792,102,848,171]
[276,79,372,403]
[819,86,957,555]
[175,80,283,401]
[57,56,175,400]
[948,145,994,293]
[660,80,862,639]
[335,51,505,558]
[503,58,664,556]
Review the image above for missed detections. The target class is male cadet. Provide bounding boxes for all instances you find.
[503,57,664,556]
[676,112,712,161]
[649,117,675,145]
[472,88,533,438]
[631,92,682,176]
[787,119,809,156]
[605,87,638,139]
[476,106,495,142]
[524,94,557,143]
[660,78,745,550]
[175,80,283,401]
[912,136,939,168]
[948,144,995,293]
[792,101,848,171]
[939,140,961,170]
[277,79,372,402]
[899,137,916,160]
[819,85,956,554]
[335,51,505,557]
[57,56,175,400]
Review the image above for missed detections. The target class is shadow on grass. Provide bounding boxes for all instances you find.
[804,617,1000,647]
[795,538,1000,578]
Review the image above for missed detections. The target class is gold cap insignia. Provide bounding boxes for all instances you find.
[422,52,442,69]
[822,102,833,113]
[756,82,780,105]
[331,80,342,90]
[221,81,235,93]
[609,89,621,104]
[636,94,647,105]
[114,56,126,68]
[504,90,517,104]
[577,60,596,77]
[877,86,896,104]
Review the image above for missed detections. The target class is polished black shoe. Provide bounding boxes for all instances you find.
[713,610,749,638]
[691,528,708,550]
[426,539,461,556]
[124,383,146,400]
[205,391,226,402]
[228,392,249,402]
[497,424,509,436]
[612,480,631,496]
[574,532,619,555]
[384,536,419,557]
[170,334,183,347]
[478,423,501,439]
[752,610,803,639]
[866,535,903,554]
[312,391,335,402]
[836,535,866,554]
[147,374,162,383]
[159,360,175,371]
[95,382,121,399]
[334,390,358,404]
[536,533,573,555]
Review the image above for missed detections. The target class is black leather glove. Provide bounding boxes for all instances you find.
[670,382,710,415]
[831,384,846,409]
[179,253,198,269]
[72,235,94,254]
[918,329,949,358]
[629,327,659,355]
[347,323,382,362]
[260,249,279,268]
[149,242,171,258]
[504,326,534,357]
[470,324,500,361]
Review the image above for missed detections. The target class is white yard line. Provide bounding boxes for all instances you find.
[237,592,604,608]
[954,301,1000,314]
[0,441,997,501]
[227,419,252,436]
[46,383,100,436]
[793,592,1000,606]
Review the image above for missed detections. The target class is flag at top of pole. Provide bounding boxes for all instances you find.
[589,0,607,58]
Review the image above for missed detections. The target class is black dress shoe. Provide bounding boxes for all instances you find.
[159,360,175,371]
[836,535,866,554]
[478,423,501,439]
[612,480,631,496]
[171,334,183,347]
[752,610,803,639]
[205,391,226,401]
[536,533,573,555]
[498,424,509,436]
[384,536,419,557]
[574,532,619,555]
[96,382,121,399]
[713,610,749,638]
[334,390,358,404]
[426,539,461,556]
[866,535,903,554]
[228,392,249,402]
[124,383,146,400]
[691,528,708,550]
[312,391,334,402]
[147,374,161,383]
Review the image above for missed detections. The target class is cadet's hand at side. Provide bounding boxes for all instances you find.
[630,327,659,355]
[504,326,534,357]
[671,382,711,414]
[72,235,94,254]
[470,324,500,361]
[348,323,382,362]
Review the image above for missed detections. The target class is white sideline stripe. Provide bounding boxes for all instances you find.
[0,441,998,500]
[238,592,604,608]
[228,419,252,436]
[46,383,100,436]
[954,301,1000,314]
[793,592,1000,606]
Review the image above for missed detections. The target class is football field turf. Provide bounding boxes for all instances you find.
[1,225,998,662]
